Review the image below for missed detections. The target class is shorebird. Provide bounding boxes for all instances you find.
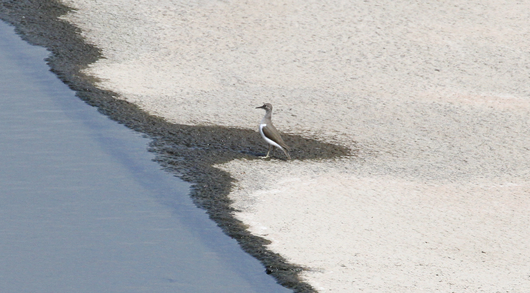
[256,103,291,160]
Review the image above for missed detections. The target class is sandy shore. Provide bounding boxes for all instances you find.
[49,0,530,291]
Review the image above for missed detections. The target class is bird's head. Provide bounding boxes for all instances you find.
[256,103,273,111]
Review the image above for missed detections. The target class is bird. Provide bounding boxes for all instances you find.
[256,103,291,160]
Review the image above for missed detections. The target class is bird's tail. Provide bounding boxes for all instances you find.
[281,148,291,160]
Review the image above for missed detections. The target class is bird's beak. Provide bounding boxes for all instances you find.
[256,105,265,109]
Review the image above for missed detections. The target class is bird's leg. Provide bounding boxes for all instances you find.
[263,145,273,159]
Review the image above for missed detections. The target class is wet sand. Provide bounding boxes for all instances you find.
[5,0,530,291]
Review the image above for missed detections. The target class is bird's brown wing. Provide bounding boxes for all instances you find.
[263,123,290,151]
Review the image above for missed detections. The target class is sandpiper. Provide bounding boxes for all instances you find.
[256,103,291,160]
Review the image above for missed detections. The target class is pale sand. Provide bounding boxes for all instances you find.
[60,0,530,291]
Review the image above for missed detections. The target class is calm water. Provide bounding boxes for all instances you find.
[0,21,289,293]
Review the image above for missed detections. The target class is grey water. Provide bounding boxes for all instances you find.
[0,21,289,293]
